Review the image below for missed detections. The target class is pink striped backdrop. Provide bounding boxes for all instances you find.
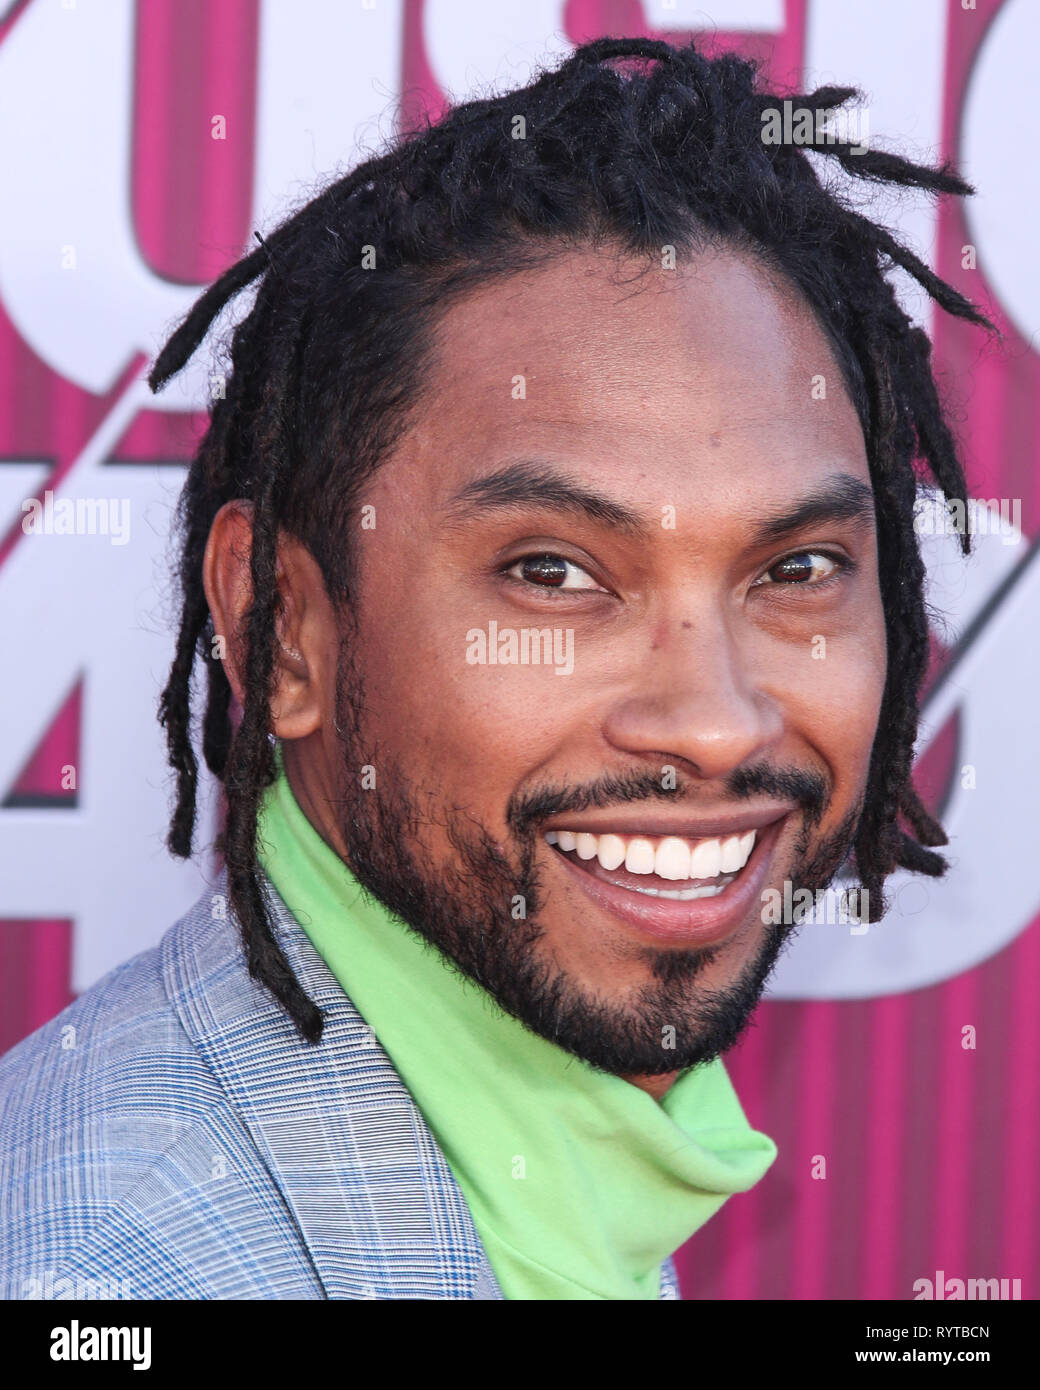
[0,0,1035,1300]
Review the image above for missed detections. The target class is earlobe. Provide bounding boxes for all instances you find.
[270,627,322,739]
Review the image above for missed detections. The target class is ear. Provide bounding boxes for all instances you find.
[202,500,339,740]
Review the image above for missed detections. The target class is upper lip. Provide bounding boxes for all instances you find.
[539,805,797,840]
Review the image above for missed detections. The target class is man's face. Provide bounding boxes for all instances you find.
[303,244,886,1079]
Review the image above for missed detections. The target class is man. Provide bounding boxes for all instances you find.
[0,35,989,1300]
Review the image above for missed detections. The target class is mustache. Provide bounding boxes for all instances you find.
[506,762,829,839]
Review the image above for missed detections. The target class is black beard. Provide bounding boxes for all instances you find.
[330,640,862,1078]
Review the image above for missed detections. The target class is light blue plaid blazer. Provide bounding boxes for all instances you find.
[0,872,681,1300]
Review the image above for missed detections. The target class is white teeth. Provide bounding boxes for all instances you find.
[719,835,746,873]
[596,834,627,871]
[624,874,734,901]
[654,837,692,880]
[545,827,759,881]
[624,838,656,874]
[689,838,721,879]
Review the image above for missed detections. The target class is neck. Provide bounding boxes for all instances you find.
[621,1071,679,1102]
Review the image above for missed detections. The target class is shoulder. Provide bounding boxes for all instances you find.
[0,939,201,1179]
[0,891,318,1299]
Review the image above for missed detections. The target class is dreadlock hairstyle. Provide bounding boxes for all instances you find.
[150,35,994,1044]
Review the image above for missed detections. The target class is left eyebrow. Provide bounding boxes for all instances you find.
[444,459,648,535]
[750,474,876,547]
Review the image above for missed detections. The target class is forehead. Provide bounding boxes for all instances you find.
[380,243,868,515]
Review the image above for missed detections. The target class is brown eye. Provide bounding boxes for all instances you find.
[520,555,567,586]
[755,551,843,586]
[506,554,605,591]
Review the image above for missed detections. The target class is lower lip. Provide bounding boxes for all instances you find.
[551,818,785,947]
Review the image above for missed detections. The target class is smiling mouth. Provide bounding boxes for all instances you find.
[544,827,756,899]
[541,813,790,945]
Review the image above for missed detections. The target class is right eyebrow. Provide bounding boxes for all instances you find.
[443,459,649,535]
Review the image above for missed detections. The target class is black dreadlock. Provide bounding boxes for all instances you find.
[150,36,994,1044]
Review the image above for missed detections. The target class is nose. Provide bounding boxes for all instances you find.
[601,610,784,783]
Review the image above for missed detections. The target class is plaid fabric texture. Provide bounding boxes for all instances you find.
[0,870,680,1300]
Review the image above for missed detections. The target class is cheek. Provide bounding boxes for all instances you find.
[349,583,579,808]
[773,609,887,796]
